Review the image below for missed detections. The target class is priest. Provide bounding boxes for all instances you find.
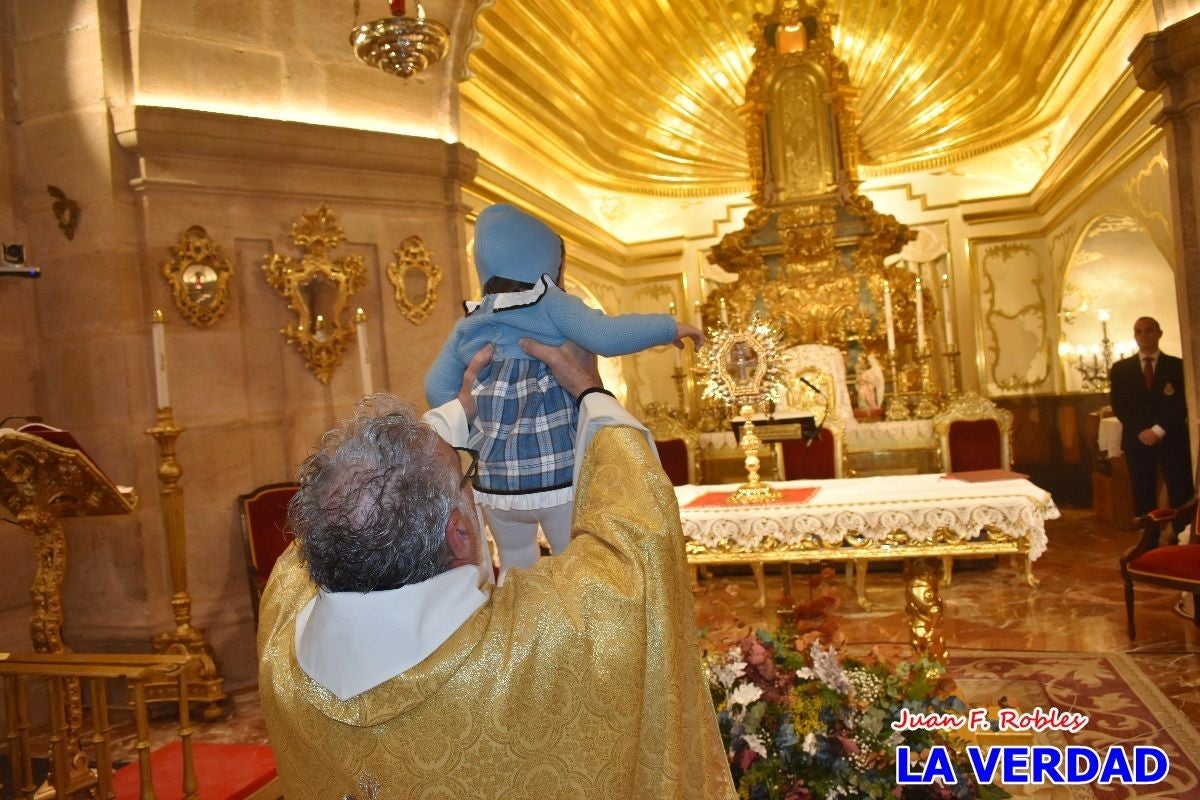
[258,339,735,800]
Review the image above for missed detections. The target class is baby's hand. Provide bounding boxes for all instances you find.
[674,321,704,350]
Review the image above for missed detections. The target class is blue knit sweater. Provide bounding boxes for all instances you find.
[424,275,677,407]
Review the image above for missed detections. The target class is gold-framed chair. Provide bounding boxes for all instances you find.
[237,482,300,624]
[641,402,700,486]
[932,392,1021,585]
[1120,495,1200,639]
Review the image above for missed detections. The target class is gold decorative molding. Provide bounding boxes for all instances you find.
[979,241,1050,391]
[1123,152,1171,246]
[386,235,441,325]
[262,205,367,383]
[161,225,233,327]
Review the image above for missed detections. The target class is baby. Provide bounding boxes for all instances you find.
[425,204,701,572]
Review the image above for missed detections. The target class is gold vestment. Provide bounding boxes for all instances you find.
[258,426,736,799]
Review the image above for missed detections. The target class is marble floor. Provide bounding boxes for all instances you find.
[23,508,1200,767]
[691,507,1200,726]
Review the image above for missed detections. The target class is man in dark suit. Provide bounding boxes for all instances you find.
[1109,316,1194,533]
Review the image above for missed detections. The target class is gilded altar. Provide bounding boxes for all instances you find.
[701,0,917,360]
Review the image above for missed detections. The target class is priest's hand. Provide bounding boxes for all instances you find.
[458,343,494,422]
[519,338,602,399]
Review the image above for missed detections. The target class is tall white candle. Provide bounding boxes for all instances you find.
[355,308,373,396]
[883,281,896,354]
[693,299,702,324]
[719,297,729,325]
[940,274,955,349]
[914,275,926,351]
[151,309,170,409]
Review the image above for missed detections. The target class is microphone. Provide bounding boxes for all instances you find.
[798,376,824,394]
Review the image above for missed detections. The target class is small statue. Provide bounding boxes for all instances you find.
[855,353,886,411]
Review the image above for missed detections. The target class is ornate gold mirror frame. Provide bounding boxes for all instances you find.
[262,205,367,383]
[386,235,441,324]
[161,226,233,327]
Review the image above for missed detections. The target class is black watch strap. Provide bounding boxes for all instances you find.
[575,387,615,406]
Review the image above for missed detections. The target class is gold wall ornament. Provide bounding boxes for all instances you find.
[350,1,451,79]
[161,225,233,327]
[262,204,367,383]
[386,235,441,324]
[978,240,1050,392]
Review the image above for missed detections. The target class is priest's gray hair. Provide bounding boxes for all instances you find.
[289,394,457,592]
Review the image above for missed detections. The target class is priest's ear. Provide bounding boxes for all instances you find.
[445,508,475,564]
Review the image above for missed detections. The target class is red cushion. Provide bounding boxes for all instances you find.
[655,438,690,486]
[1128,545,1200,586]
[779,430,837,480]
[112,741,277,800]
[948,419,1003,472]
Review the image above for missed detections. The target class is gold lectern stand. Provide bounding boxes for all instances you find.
[0,427,138,796]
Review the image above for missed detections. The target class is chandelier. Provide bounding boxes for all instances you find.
[350,1,450,79]
[1058,309,1136,392]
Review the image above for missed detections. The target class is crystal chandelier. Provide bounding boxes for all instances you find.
[350,0,450,79]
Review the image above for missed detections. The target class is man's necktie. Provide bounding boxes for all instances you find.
[1143,356,1154,390]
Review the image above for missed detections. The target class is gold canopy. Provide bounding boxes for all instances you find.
[462,1,1146,195]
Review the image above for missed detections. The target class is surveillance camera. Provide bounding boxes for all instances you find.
[0,243,39,278]
[3,243,26,265]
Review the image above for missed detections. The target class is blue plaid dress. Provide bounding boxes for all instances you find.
[469,357,577,494]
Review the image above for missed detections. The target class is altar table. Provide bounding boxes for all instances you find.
[676,473,1059,659]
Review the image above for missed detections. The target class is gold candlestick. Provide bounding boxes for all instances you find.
[885,352,911,420]
[943,348,963,395]
[145,407,227,720]
[912,345,940,419]
[729,403,782,504]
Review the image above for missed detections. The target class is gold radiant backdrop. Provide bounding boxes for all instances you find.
[462,0,1147,194]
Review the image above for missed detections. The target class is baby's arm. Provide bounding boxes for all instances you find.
[545,291,683,357]
[424,332,470,408]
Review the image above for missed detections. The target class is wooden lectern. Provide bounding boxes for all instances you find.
[0,425,137,796]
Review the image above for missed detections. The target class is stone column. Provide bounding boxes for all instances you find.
[1131,13,1200,466]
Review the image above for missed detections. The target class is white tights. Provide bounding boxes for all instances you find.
[481,503,574,571]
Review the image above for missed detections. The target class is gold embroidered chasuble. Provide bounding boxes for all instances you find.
[258,426,736,800]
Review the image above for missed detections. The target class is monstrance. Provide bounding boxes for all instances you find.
[700,314,787,504]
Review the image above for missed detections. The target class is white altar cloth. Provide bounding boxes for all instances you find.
[1098,417,1123,458]
[674,473,1058,560]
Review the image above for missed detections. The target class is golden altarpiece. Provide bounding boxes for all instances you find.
[703,0,914,369]
[652,0,970,484]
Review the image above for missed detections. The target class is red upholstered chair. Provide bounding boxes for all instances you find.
[934,392,1013,475]
[932,392,1017,585]
[655,437,694,486]
[777,418,845,481]
[640,402,699,486]
[1121,495,1200,639]
[238,482,299,623]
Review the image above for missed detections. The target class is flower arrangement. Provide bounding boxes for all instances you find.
[703,571,1010,800]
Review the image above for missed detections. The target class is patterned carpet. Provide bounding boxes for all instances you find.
[949,650,1200,799]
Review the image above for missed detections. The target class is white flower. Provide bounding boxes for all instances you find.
[729,682,763,708]
[807,641,852,695]
[801,732,817,755]
[795,666,815,680]
[712,658,747,689]
[742,733,768,758]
